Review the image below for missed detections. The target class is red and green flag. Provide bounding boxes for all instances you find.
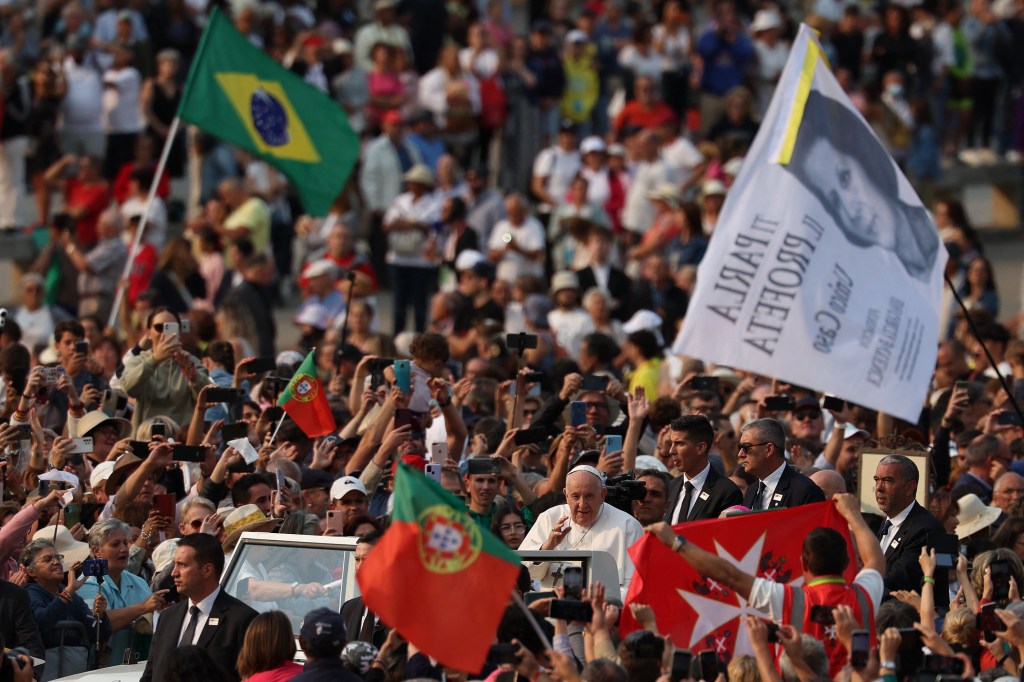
[177,8,359,216]
[357,464,522,672]
[277,349,336,438]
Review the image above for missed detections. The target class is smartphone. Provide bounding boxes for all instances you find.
[670,650,693,682]
[393,360,411,394]
[221,422,249,442]
[523,591,555,606]
[991,559,1011,602]
[206,387,243,403]
[244,357,277,373]
[563,566,584,600]
[549,599,593,623]
[580,374,610,392]
[921,655,965,675]
[897,627,923,651]
[82,558,108,577]
[570,401,588,427]
[151,422,166,438]
[466,457,501,475]
[997,411,1024,427]
[523,372,544,383]
[326,509,345,533]
[264,406,284,422]
[955,380,970,391]
[180,318,191,335]
[153,493,175,520]
[128,440,150,458]
[430,442,449,462]
[101,389,128,417]
[394,409,422,430]
[764,395,796,412]
[765,622,781,643]
[506,332,538,351]
[162,321,179,339]
[843,629,868,669]
[425,463,443,483]
[68,437,94,454]
[930,532,959,569]
[63,504,81,529]
[170,445,205,462]
[697,652,719,681]
[38,366,65,386]
[977,602,1001,640]
[690,376,719,392]
[809,605,835,626]
[74,340,88,355]
[514,428,550,446]
[604,434,623,453]
[822,395,845,412]
[487,644,521,665]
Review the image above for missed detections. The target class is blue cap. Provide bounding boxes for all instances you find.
[300,608,347,651]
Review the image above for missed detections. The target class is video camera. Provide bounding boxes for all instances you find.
[605,473,647,514]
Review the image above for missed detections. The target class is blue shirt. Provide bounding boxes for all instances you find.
[78,570,152,666]
[406,133,448,172]
[697,29,754,95]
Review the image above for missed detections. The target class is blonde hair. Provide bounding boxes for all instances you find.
[941,607,977,646]
[727,655,759,682]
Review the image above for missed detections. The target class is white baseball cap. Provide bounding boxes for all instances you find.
[330,476,367,501]
[90,461,116,490]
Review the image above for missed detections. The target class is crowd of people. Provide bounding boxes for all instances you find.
[1,0,1024,681]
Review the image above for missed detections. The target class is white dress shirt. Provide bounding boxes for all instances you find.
[671,462,711,523]
[879,500,917,550]
[755,462,787,509]
[179,586,221,646]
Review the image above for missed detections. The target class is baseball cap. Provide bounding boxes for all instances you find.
[300,607,347,651]
[301,468,334,492]
[580,136,606,155]
[342,642,380,673]
[793,396,821,412]
[330,476,367,501]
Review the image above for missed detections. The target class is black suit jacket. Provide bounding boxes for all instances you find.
[0,581,44,661]
[141,589,258,682]
[880,502,949,607]
[742,464,826,510]
[340,596,388,648]
[665,466,743,523]
[576,266,634,321]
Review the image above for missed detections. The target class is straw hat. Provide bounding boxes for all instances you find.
[646,183,682,208]
[403,164,435,187]
[955,493,1002,539]
[32,525,91,572]
[222,504,282,552]
[77,411,131,440]
[104,453,144,494]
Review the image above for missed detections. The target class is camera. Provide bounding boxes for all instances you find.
[82,558,108,578]
[605,473,647,514]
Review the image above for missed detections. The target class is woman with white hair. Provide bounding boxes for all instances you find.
[582,288,626,345]
[77,519,168,666]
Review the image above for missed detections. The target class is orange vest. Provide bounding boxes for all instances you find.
[782,576,876,677]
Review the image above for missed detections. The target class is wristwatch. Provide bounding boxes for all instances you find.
[880,661,897,671]
[672,535,688,553]
[290,581,299,596]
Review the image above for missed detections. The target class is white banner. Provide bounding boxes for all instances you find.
[672,25,945,423]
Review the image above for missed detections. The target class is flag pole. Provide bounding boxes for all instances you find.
[510,591,553,651]
[106,116,183,330]
[269,410,287,445]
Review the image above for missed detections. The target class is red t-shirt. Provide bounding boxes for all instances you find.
[127,242,158,306]
[112,162,171,204]
[614,101,678,135]
[65,179,112,247]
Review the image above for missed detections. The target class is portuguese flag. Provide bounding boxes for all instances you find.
[177,8,358,216]
[277,350,337,438]
[358,464,522,672]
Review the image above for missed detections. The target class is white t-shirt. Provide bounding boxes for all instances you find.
[747,568,885,621]
[14,306,55,351]
[459,48,500,79]
[661,137,704,187]
[581,166,612,206]
[488,217,546,282]
[62,57,104,133]
[533,146,582,210]
[121,196,167,249]
[617,45,664,81]
[548,307,595,360]
[102,67,143,133]
[652,24,691,71]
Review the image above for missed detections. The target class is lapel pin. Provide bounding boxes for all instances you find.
[773,494,783,501]
[890,540,900,549]
[699,492,710,501]
[208,618,220,626]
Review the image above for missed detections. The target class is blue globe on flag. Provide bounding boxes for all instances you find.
[250,87,290,147]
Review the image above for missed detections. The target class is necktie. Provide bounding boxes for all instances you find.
[677,481,695,523]
[179,605,202,646]
[754,481,767,510]
[878,519,893,542]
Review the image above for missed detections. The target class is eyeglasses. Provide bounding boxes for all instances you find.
[188,519,204,530]
[583,402,608,411]
[499,523,527,535]
[793,412,821,421]
[35,553,64,566]
[738,441,770,453]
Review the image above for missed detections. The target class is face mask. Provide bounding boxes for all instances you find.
[886,84,904,98]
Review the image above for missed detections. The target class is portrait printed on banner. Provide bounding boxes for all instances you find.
[784,90,939,283]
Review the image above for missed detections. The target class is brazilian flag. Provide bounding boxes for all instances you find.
[178,9,358,216]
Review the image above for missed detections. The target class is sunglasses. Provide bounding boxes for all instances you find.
[738,441,770,453]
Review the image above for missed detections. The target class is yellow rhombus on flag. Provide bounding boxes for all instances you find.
[178,8,358,216]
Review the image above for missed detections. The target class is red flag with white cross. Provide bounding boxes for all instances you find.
[620,501,855,662]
